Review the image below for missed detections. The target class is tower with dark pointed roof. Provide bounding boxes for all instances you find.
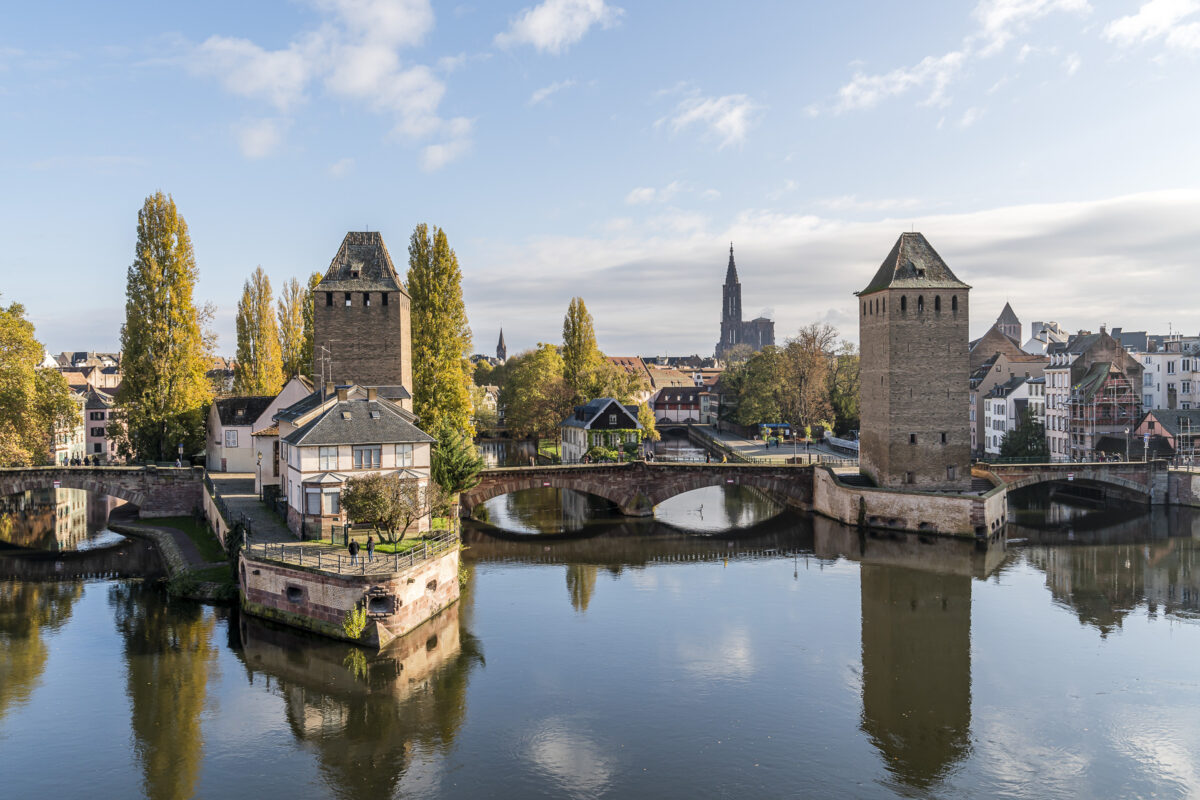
[856,232,971,491]
[496,329,507,363]
[312,231,412,402]
[715,244,774,359]
[994,302,1021,342]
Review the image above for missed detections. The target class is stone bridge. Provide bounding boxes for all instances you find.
[0,466,204,517]
[976,460,1169,505]
[461,462,814,518]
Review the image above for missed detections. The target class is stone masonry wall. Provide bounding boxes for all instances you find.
[314,289,412,390]
[0,466,202,517]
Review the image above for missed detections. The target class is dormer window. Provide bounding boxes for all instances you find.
[342,411,352,420]
[916,267,926,279]
[369,410,380,419]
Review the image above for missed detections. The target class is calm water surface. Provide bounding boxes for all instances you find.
[2,487,1200,799]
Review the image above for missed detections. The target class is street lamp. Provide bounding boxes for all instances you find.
[257,451,263,502]
[1124,427,1130,463]
[177,442,183,468]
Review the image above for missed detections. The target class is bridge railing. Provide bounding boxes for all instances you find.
[244,530,460,577]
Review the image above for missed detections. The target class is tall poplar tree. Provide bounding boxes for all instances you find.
[276,276,306,379]
[562,297,610,404]
[234,266,283,395]
[300,271,321,379]
[0,300,78,466]
[115,192,212,462]
[407,224,473,435]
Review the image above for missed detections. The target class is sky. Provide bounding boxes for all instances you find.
[3,0,1200,358]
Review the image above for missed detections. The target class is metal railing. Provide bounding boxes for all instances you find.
[244,530,459,576]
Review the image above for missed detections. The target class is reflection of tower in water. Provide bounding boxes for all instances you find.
[860,564,972,791]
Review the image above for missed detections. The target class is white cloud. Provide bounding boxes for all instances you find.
[624,180,682,205]
[959,106,985,127]
[189,35,319,111]
[236,118,287,158]
[495,0,623,54]
[528,79,576,106]
[314,0,435,47]
[661,93,761,148]
[1104,0,1200,50]
[421,135,471,171]
[700,189,721,201]
[830,0,1089,113]
[328,157,355,177]
[1064,52,1082,73]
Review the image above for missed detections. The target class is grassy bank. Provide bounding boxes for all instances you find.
[139,516,225,562]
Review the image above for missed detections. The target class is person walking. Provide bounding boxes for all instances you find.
[348,538,360,566]
[366,533,375,563]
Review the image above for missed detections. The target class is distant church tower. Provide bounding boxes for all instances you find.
[716,243,774,359]
[312,231,412,403]
[856,233,970,491]
[994,302,1021,342]
[496,329,507,363]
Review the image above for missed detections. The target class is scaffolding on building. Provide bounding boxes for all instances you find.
[1067,363,1139,462]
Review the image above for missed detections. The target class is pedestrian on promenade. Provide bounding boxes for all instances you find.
[366,533,375,563]
[348,539,360,565]
[175,456,182,468]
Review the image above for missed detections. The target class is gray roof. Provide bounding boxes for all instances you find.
[1141,408,1200,438]
[858,232,969,295]
[725,243,739,285]
[996,302,1020,325]
[214,396,274,427]
[84,386,114,409]
[275,384,411,423]
[561,398,642,430]
[316,231,406,293]
[282,398,434,447]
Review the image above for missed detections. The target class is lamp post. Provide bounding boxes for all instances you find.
[176,442,183,468]
[256,451,263,502]
[1124,427,1130,463]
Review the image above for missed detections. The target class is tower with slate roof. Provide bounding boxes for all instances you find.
[716,244,774,359]
[856,233,971,491]
[496,329,507,363]
[312,232,412,399]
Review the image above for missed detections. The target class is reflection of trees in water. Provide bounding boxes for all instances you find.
[486,488,616,535]
[859,565,972,792]
[0,581,83,721]
[566,564,598,612]
[236,594,484,799]
[109,583,216,800]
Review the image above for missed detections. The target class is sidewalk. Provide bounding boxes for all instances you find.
[699,427,853,464]
[208,473,296,544]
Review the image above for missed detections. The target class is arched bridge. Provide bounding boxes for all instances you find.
[976,460,1169,505]
[461,462,814,518]
[0,466,204,516]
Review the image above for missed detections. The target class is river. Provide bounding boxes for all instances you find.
[2,485,1200,798]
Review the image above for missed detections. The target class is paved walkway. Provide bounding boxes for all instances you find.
[699,427,855,465]
[208,472,296,544]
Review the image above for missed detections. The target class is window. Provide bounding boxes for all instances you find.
[353,445,381,469]
[1185,381,1193,394]
[609,414,617,424]
[305,488,321,515]
[905,471,915,484]
[93,443,102,453]
[325,292,333,306]
[1184,358,1191,371]
[909,433,917,444]
[382,292,389,306]
[224,430,238,448]
[363,292,370,306]
[917,296,924,312]
[345,293,352,306]
[901,296,907,312]
[934,295,941,312]
[1168,361,1177,374]
[396,443,414,467]
[323,489,340,515]
[91,426,105,437]
[319,446,337,470]
[882,298,885,313]
[952,296,958,312]
[90,411,104,421]
[940,432,947,444]
[947,465,957,480]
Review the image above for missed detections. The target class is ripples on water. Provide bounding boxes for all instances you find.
[2,485,1200,798]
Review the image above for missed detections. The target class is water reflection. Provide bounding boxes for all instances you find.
[0,581,83,722]
[477,439,536,468]
[235,600,484,800]
[0,488,128,551]
[109,582,217,800]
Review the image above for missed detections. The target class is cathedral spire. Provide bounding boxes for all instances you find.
[725,242,739,285]
[496,328,507,362]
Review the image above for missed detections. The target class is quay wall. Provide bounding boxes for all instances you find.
[811,466,1005,538]
[1168,470,1200,508]
[240,547,460,648]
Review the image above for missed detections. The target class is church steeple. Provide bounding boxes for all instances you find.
[496,328,507,362]
[725,242,739,285]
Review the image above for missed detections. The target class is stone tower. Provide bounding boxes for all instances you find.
[856,232,970,491]
[496,328,507,363]
[312,231,412,395]
[995,302,1021,342]
[716,244,743,358]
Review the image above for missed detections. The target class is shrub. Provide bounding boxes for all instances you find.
[342,603,368,640]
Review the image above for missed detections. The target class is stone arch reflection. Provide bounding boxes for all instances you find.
[236,600,484,799]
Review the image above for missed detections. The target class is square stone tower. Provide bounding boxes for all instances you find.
[313,232,412,397]
[857,233,971,491]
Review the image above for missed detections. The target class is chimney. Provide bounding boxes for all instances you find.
[367,387,378,401]
[1100,324,1107,336]
[324,382,335,396]
[336,388,348,401]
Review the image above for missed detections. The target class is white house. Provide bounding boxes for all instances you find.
[275,384,435,537]
[560,398,643,463]
[207,376,313,474]
[983,376,1045,457]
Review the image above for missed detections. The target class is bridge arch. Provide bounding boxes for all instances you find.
[462,475,634,517]
[977,461,1163,506]
[0,466,201,517]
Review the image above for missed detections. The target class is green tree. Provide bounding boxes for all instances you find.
[637,401,660,442]
[732,347,786,426]
[830,341,860,435]
[501,344,572,451]
[432,426,485,519]
[277,276,306,378]
[341,472,446,543]
[473,359,494,386]
[1000,408,1050,461]
[114,192,212,462]
[301,271,322,379]
[234,266,284,395]
[562,297,603,403]
[469,384,499,431]
[408,225,473,436]
[0,301,79,466]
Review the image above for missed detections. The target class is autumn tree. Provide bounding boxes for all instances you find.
[114,192,212,462]
[637,401,660,442]
[301,271,322,379]
[340,472,446,543]
[780,322,837,438]
[408,224,473,436]
[830,341,860,435]
[501,344,573,451]
[234,266,283,395]
[277,276,306,378]
[0,301,79,466]
[562,297,602,403]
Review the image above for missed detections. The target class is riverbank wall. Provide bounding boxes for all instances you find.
[239,543,460,648]
[810,466,1008,539]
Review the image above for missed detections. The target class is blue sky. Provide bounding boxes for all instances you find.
[3,0,1200,358]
